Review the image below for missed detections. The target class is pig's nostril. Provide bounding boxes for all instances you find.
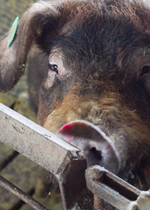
[57,120,120,174]
[90,147,102,160]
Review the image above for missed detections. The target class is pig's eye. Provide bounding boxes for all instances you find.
[49,64,58,74]
[140,65,150,77]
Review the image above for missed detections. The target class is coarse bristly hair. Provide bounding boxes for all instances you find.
[1,0,150,209]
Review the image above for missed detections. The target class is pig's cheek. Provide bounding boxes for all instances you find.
[43,71,56,89]
[43,111,68,134]
[144,167,150,187]
[141,75,150,93]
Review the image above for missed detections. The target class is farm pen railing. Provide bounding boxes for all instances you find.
[0,102,149,210]
[0,102,89,210]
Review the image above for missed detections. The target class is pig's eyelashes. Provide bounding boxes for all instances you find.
[140,65,150,77]
[49,64,58,74]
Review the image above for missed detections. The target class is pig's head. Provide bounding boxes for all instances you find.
[1,0,150,189]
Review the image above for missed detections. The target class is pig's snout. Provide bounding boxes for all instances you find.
[57,120,120,174]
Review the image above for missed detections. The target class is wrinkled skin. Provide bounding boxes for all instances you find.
[1,0,150,208]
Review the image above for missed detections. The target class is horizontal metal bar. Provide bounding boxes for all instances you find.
[0,103,80,176]
[0,174,49,210]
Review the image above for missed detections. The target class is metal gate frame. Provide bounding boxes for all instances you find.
[0,102,150,210]
[0,102,89,210]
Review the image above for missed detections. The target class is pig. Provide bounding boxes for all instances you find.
[1,0,150,207]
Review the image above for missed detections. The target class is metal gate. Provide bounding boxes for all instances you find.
[0,103,150,210]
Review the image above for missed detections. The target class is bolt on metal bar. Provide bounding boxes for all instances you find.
[0,174,50,210]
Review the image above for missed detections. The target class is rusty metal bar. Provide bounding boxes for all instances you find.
[0,174,50,210]
[0,103,88,209]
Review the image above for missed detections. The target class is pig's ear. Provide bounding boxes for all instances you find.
[0,1,61,92]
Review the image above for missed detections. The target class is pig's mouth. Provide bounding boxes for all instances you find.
[57,120,120,174]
